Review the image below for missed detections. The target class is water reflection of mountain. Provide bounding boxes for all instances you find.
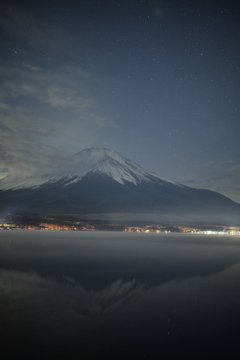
[0,270,147,318]
[2,262,240,359]
[2,259,240,321]
[63,276,147,316]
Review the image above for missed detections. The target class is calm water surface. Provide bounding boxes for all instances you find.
[1,231,240,359]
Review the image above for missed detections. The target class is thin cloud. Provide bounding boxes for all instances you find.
[0,4,117,182]
[0,63,115,179]
[182,160,240,203]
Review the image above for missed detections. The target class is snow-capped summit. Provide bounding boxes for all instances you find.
[63,147,179,186]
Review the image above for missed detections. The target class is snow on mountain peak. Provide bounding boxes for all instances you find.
[65,147,155,185]
[0,147,181,190]
[64,147,180,187]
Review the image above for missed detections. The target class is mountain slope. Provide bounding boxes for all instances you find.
[0,148,240,219]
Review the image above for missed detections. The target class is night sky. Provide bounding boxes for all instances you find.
[1,0,240,202]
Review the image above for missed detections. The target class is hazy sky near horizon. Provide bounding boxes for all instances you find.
[1,0,240,202]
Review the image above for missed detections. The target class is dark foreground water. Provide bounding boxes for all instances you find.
[1,231,240,359]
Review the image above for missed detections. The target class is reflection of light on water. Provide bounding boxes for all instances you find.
[0,270,146,318]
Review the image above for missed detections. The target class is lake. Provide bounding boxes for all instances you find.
[1,231,240,359]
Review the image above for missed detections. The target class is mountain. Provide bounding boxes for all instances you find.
[0,148,180,190]
[0,148,240,223]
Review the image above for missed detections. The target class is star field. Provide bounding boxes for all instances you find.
[0,0,240,202]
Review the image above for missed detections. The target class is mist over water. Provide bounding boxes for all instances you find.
[1,231,240,359]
